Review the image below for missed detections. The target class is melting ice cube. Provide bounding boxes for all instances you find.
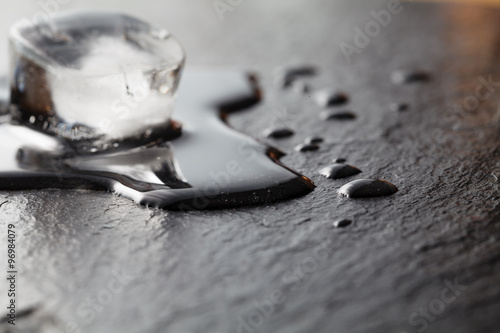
[9,11,185,145]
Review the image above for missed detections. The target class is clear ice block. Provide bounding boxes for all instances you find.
[9,11,185,147]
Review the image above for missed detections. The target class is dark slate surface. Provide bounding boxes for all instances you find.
[1,1,500,332]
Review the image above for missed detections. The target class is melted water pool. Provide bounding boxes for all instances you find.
[0,70,315,210]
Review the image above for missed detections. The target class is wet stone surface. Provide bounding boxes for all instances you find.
[1,1,500,333]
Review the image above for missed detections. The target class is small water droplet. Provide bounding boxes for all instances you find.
[295,143,320,152]
[391,70,430,84]
[305,136,323,144]
[264,127,294,139]
[333,219,352,228]
[274,66,316,88]
[314,90,348,108]
[284,67,316,77]
[29,116,36,124]
[319,163,361,179]
[390,103,409,112]
[320,110,357,120]
[339,179,398,198]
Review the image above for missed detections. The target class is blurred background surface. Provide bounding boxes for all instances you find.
[0,0,498,74]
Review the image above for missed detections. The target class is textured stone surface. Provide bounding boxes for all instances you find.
[1,1,500,333]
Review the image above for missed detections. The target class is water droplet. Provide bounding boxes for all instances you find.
[319,163,361,179]
[333,219,352,228]
[339,179,398,198]
[305,136,323,144]
[29,116,36,124]
[390,103,409,112]
[320,110,357,120]
[274,66,316,88]
[314,90,348,108]
[391,70,430,84]
[264,127,294,139]
[295,143,320,152]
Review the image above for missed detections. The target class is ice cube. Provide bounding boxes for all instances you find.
[9,10,185,145]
